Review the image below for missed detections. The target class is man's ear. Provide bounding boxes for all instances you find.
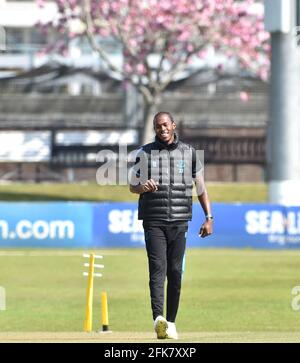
[173,122,176,130]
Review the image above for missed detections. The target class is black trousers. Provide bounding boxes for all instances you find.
[143,222,187,323]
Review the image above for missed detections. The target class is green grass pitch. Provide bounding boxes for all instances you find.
[1,248,300,342]
[0,182,296,341]
[0,182,267,202]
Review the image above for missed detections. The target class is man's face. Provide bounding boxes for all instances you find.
[154,114,176,144]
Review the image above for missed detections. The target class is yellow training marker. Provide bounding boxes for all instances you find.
[83,253,104,332]
[101,291,109,332]
[84,253,95,332]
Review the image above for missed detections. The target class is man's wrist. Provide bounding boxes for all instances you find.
[205,214,213,221]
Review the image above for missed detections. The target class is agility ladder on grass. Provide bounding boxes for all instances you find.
[83,253,108,332]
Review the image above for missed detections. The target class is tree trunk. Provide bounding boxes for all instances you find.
[142,97,161,145]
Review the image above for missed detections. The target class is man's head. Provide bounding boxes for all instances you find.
[153,112,176,145]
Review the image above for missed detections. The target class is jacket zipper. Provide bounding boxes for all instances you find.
[168,156,172,221]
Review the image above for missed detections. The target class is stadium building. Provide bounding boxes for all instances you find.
[0,0,268,183]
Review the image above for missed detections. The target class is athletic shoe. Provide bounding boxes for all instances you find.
[154,315,168,339]
[166,322,178,340]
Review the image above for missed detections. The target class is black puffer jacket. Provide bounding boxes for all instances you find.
[135,133,195,221]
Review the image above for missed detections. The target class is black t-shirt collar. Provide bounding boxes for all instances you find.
[154,132,179,151]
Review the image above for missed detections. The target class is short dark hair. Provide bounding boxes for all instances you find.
[153,111,175,126]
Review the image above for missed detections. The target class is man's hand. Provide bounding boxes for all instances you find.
[199,219,213,238]
[142,179,158,193]
[129,179,158,194]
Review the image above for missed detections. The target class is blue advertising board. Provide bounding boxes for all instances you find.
[0,202,300,248]
[0,202,93,248]
[188,203,300,249]
[93,202,144,248]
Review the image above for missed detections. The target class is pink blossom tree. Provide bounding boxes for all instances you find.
[40,0,270,143]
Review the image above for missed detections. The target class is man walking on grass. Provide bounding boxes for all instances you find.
[129,111,213,339]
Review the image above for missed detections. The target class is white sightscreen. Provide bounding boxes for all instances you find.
[0,131,51,162]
